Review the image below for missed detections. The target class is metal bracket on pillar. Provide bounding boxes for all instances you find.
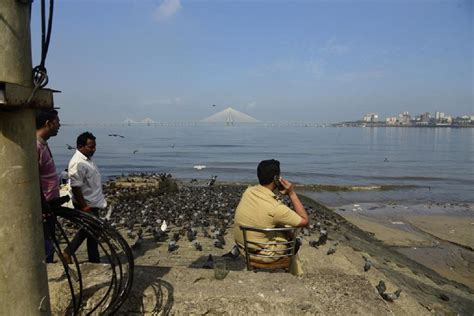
[0,82,59,110]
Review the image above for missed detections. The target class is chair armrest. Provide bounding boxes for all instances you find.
[239,225,297,233]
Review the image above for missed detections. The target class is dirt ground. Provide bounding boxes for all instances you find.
[47,184,474,315]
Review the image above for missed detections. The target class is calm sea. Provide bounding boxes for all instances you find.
[49,125,474,204]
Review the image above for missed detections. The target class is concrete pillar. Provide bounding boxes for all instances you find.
[0,0,33,86]
[0,0,51,315]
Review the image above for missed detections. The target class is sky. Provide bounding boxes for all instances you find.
[30,0,473,123]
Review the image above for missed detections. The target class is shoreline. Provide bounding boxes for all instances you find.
[51,174,474,314]
[329,202,474,290]
[112,174,474,290]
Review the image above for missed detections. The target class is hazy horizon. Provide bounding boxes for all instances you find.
[32,0,473,124]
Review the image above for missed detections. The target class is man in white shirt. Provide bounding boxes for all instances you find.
[63,132,106,263]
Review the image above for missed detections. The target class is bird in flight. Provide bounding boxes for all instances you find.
[66,144,75,150]
[133,150,139,154]
[212,104,216,107]
[108,134,125,138]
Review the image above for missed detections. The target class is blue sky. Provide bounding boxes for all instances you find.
[31,0,473,123]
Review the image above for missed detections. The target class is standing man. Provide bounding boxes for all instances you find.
[63,132,106,263]
[233,159,309,275]
[36,109,61,263]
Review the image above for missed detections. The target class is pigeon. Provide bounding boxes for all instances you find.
[213,239,224,249]
[207,175,218,187]
[187,228,197,242]
[153,229,167,242]
[161,220,168,232]
[172,232,181,242]
[126,219,135,230]
[126,230,135,239]
[222,244,240,259]
[376,280,386,295]
[104,207,113,221]
[439,293,450,301]
[364,259,372,272]
[168,240,179,252]
[317,229,328,245]
[131,236,143,250]
[202,229,211,238]
[203,254,214,269]
[382,289,402,302]
[192,240,203,251]
[302,228,311,236]
[327,245,337,255]
[308,240,319,248]
[215,233,226,246]
[66,144,75,150]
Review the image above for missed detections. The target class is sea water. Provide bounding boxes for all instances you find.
[49,125,474,204]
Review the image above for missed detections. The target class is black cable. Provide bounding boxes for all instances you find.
[74,211,134,314]
[55,210,117,314]
[41,0,54,67]
[27,0,54,104]
[51,207,134,314]
[50,227,82,315]
[52,216,84,315]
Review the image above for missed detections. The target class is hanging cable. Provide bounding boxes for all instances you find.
[27,0,54,104]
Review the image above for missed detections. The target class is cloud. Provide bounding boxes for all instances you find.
[271,60,295,72]
[319,39,349,56]
[246,101,257,110]
[143,96,183,106]
[158,96,183,105]
[305,59,324,77]
[153,0,182,22]
[335,71,385,83]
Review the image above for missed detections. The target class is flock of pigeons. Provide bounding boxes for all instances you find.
[101,172,402,302]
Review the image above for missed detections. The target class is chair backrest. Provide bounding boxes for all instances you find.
[239,225,298,272]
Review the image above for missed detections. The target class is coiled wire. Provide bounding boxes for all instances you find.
[49,206,134,315]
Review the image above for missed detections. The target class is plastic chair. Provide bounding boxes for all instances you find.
[239,225,298,272]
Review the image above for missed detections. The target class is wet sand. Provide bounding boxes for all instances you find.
[331,202,474,290]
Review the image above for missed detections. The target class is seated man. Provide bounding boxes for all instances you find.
[233,159,309,275]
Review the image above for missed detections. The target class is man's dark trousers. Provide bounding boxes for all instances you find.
[64,206,101,263]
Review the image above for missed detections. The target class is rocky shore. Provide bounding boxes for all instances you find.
[48,174,474,315]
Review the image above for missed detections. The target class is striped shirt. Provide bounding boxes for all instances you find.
[37,137,60,202]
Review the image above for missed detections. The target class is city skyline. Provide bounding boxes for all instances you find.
[32,0,473,124]
[59,108,472,126]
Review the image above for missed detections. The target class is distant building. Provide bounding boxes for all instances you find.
[454,115,471,125]
[420,112,431,123]
[415,112,431,126]
[398,111,411,125]
[386,117,397,125]
[363,113,378,122]
[435,112,445,120]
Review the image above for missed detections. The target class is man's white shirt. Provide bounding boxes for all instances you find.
[68,150,107,209]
